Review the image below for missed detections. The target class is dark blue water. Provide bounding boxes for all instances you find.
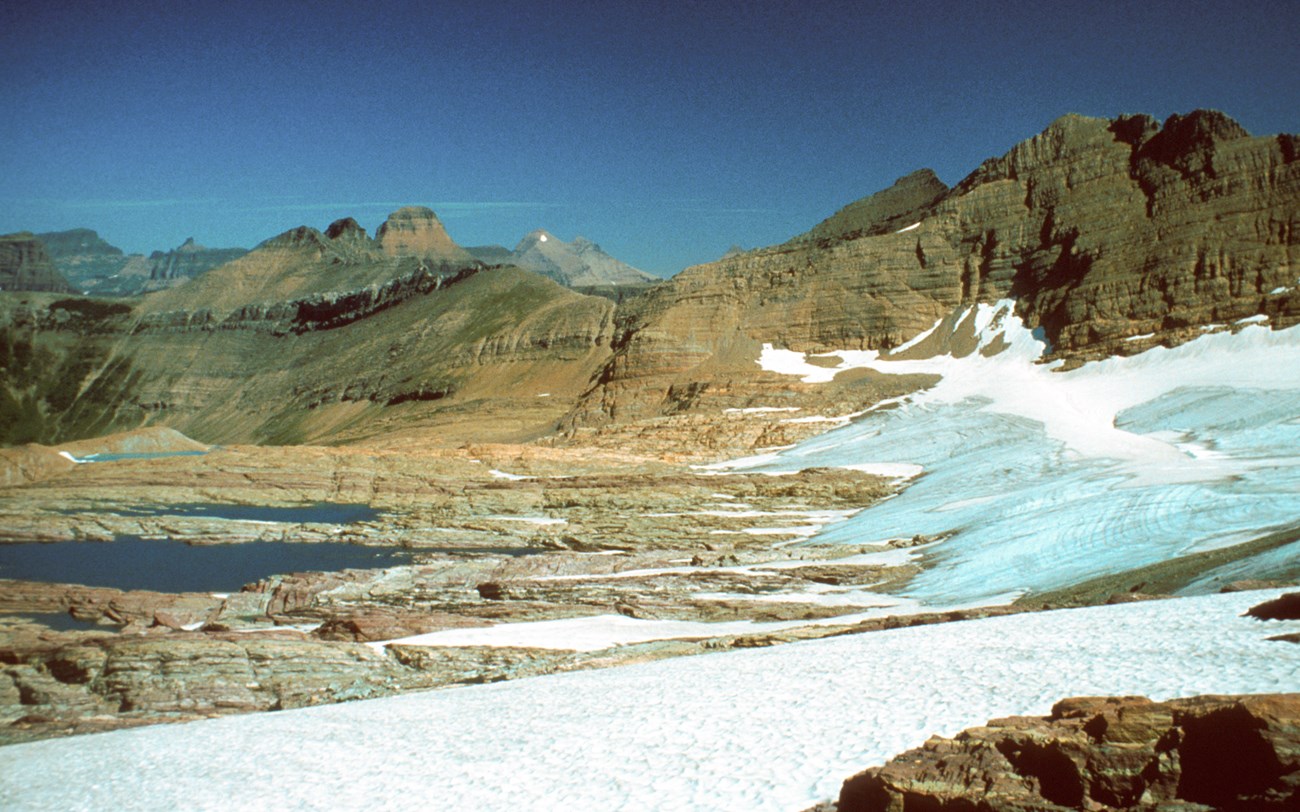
[0,536,410,593]
[1,612,103,632]
[59,502,380,524]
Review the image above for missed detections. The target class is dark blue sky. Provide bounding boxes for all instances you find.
[2,0,1296,276]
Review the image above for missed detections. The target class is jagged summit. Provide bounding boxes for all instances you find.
[259,225,330,252]
[325,217,371,242]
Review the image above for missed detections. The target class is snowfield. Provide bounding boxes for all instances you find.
[756,303,1300,602]
[1,591,1296,811]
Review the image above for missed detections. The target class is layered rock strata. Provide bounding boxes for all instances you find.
[375,206,473,264]
[574,110,1299,425]
[0,234,74,294]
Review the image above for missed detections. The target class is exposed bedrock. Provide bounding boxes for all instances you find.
[576,110,1299,425]
[835,693,1300,811]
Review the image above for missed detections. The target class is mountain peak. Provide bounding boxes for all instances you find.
[506,229,656,287]
[376,207,470,263]
[325,217,369,242]
[515,229,559,251]
[0,232,75,293]
[799,167,949,243]
[259,226,328,251]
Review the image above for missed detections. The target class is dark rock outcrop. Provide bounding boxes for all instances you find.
[835,694,1300,811]
[1247,592,1300,621]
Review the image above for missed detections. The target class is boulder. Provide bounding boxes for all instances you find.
[835,694,1300,811]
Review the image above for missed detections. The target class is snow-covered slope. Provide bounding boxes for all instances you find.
[749,303,1300,602]
[1,591,1295,811]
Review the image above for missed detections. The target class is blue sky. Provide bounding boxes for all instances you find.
[1,0,1296,276]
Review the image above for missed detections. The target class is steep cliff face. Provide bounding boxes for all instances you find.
[0,234,75,294]
[573,110,1299,425]
[940,110,1298,351]
[36,229,248,296]
[144,238,248,288]
[35,229,129,294]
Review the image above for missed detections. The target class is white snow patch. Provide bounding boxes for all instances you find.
[692,451,786,472]
[486,515,567,526]
[4,592,1294,812]
[837,462,925,479]
[371,614,800,652]
[896,221,921,233]
[488,469,532,481]
[1124,332,1155,342]
[1270,286,1293,295]
[723,406,802,414]
[536,393,551,397]
[56,451,86,464]
[1234,314,1269,325]
[538,234,548,242]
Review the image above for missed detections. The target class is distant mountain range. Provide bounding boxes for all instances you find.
[8,211,656,298]
[0,109,1295,448]
[467,230,659,290]
[30,228,249,297]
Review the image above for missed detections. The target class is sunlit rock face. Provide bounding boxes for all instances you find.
[576,110,1299,425]
[375,206,473,264]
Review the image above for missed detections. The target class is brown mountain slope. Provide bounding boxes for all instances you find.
[0,266,615,446]
[568,110,1299,427]
[137,222,418,315]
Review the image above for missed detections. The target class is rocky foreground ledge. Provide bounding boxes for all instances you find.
[826,693,1300,811]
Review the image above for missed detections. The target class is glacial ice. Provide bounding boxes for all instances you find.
[755,303,1300,602]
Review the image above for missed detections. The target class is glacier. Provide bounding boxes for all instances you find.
[750,303,1300,603]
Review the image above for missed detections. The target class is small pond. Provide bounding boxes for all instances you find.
[0,536,411,593]
[0,612,104,632]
